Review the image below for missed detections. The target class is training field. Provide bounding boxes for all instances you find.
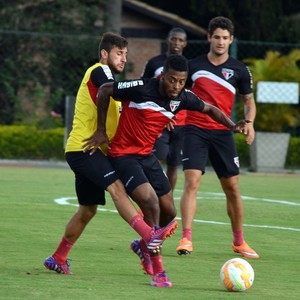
[0,164,299,300]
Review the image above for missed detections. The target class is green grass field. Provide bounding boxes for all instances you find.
[0,164,299,299]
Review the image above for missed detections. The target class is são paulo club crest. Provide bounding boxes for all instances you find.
[170,100,180,112]
[234,156,240,168]
[222,68,234,80]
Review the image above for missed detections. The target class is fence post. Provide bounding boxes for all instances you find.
[230,38,238,59]
[64,95,76,148]
[230,38,238,122]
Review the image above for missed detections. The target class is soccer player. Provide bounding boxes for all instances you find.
[176,16,259,258]
[84,54,247,287]
[141,27,188,191]
[43,32,177,276]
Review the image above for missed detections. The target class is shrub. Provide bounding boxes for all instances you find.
[235,134,250,167]
[0,125,65,160]
[243,50,300,133]
[286,137,300,169]
[0,125,299,170]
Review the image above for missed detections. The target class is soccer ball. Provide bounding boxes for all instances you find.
[220,258,254,292]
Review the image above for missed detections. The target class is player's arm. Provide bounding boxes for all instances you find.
[184,91,246,132]
[241,92,256,145]
[202,102,246,132]
[82,82,114,154]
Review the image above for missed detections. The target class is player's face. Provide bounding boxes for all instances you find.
[208,28,233,56]
[107,47,128,74]
[160,69,187,99]
[168,32,187,55]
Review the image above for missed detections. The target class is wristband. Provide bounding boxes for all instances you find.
[245,119,253,123]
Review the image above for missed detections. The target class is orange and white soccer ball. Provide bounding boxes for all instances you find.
[220,258,254,292]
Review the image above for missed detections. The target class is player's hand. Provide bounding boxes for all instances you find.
[82,129,109,155]
[166,118,176,131]
[233,119,247,133]
[233,120,255,145]
[243,120,255,145]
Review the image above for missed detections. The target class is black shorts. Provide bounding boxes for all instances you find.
[182,125,240,178]
[109,153,171,197]
[152,126,185,167]
[65,150,119,206]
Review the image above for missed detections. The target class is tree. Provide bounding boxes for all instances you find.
[244,50,300,133]
[103,0,122,33]
[0,0,105,125]
[140,0,300,42]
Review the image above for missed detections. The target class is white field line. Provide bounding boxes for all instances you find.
[54,192,300,232]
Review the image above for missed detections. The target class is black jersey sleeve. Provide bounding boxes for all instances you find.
[181,89,205,112]
[90,66,115,87]
[112,79,145,101]
[237,64,253,95]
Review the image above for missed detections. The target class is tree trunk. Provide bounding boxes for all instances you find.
[103,0,122,33]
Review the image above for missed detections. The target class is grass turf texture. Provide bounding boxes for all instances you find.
[0,165,299,300]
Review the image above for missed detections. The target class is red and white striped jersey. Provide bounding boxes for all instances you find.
[186,54,253,130]
[108,78,205,157]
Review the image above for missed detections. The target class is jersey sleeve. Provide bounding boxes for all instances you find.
[90,65,115,87]
[112,79,145,101]
[182,89,205,112]
[237,65,253,95]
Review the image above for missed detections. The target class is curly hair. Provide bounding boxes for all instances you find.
[163,54,188,73]
[208,17,234,36]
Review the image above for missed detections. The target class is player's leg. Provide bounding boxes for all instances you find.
[158,191,177,226]
[143,154,177,226]
[125,154,176,287]
[125,155,178,240]
[166,165,178,191]
[166,126,185,191]
[176,169,201,255]
[44,151,104,274]
[64,204,98,243]
[220,175,243,234]
[211,131,259,259]
[44,204,98,274]
[111,155,161,227]
[176,126,208,255]
[109,177,164,278]
[107,178,147,223]
[107,156,176,246]
[130,182,160,227]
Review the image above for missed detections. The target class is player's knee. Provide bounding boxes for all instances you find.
[184,171,201,190]
[78,205,97,222]
[168,206,177,220]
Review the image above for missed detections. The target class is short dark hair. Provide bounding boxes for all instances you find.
[164,54,188,73]
[98,32,128,59]
[167,27,187,40]
[208,16,234,36]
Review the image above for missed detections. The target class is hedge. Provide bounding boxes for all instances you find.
[0,125,299,169]
[0,125,65,160]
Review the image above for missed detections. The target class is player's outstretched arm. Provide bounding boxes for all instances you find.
[202,102,246,132]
